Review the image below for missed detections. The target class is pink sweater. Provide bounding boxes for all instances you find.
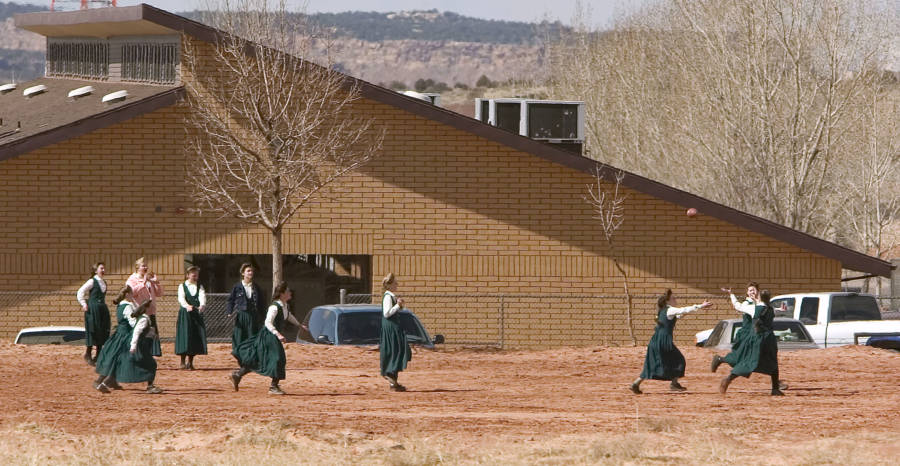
[126,273,164,316]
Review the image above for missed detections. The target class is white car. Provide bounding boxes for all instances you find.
[15,326,86,345]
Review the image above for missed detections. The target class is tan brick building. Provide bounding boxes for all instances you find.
[0,5,892,347]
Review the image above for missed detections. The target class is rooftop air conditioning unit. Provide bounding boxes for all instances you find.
[474,98,584,154]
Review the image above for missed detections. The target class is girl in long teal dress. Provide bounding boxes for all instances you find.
[718,289,784,396]
[93,285,160,394]
[93,286,137,392]
[711,282,759,372]
[230,282,300,395]
[77,262,111,366]
[175,266,208,370]
[380,273,412,392]
[630,289,712,394]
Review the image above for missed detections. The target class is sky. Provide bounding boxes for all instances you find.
[35,0,641,26]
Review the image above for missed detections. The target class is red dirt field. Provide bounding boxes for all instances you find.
[2,341,899,441]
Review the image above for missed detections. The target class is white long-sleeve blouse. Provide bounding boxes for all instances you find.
[264,300,300,338]
[177,281,206,310]
[730,294,757,317]
[382,290,402,318]
[76,275,107,308]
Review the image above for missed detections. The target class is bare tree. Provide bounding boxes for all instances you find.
[551,0,898,241]
[839,79,900,293]
[182,0,384,284]
[585,168,636,345]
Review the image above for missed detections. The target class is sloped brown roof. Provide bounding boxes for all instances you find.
[0,77,182,159]
[8,4,895,278]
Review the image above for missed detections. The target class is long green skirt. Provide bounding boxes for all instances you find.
[84,301,111,347]
[115,336,157,383]
[174,308,208,356]
[95,322,131,377]
[380,316,411,376]
[731,330,779,377]
[639,326,685,380]
[723,314,753,366]
[236,330,286,380]
[148,314,162,357]
[231,310,257,362]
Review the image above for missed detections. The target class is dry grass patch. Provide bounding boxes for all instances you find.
[1,422,899,465]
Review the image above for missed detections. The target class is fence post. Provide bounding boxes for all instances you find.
[892,259,900,311]
[499,295,505,349]
[339,288,347,305]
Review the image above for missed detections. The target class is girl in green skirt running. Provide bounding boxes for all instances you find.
[630,289,712,394]
[230,282,299,395]
[93,285,161,394]
[380,273,412,392]
[718,289,784,396]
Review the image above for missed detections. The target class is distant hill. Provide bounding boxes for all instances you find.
[0,3,552,85]
[306,10,564,44]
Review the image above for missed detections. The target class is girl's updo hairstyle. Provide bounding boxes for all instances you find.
[760,290,772,306]
[657,289,673,309]
[382,273,396,292]
[114,285,133,305]
[91,262,105,276]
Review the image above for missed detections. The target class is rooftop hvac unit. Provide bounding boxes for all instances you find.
[474,98,584,154]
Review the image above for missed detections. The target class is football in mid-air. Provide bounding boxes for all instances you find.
[686,208,698,217]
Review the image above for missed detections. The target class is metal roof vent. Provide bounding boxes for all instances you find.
[68,86,95,99]
[101,90,128,104]
[23,84,48,98]
[0,83,16,94]
[401,90,441,106]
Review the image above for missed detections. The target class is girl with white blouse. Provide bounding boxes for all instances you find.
[230,282,300,395]
[175,266,208,370]
[77,262,111,366]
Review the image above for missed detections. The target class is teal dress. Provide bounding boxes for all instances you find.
[94,302,132,377]
[236,302,287,380]
[639,306,685,380]
[723,308,753,366]
[115,314,158,383]
[174,283,208,356]
[730,304,779,377]
[231,289,262,362]
[84,278,110,348]
[380,293,411,376]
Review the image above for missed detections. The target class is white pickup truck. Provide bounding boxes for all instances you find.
[770,292,900,348]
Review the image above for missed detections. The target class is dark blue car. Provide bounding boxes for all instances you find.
[297,304,444,348]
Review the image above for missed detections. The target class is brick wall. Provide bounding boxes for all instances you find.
[0,39,842,346]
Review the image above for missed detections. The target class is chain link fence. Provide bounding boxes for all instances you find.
[2,291,900,347]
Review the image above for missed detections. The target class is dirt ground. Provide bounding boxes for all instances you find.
[2,340,898,443]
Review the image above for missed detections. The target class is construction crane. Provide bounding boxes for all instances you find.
[50,0,117,11]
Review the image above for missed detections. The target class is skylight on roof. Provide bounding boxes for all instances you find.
[101,90,128,104]
[23,85,47,98]
[68,86,95,99]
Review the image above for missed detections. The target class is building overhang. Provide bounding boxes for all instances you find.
[15,5,179,38]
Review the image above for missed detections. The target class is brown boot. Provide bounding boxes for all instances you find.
[710,354,723,373]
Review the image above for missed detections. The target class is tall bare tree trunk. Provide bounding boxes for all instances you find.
[271,226,283,285]
[613,259,636,346]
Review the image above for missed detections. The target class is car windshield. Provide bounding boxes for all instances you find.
[771,298,795,318]
[16,331,85,345]
[830,295,881,322]
[337,312,428,344]
[772,321,812,342]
